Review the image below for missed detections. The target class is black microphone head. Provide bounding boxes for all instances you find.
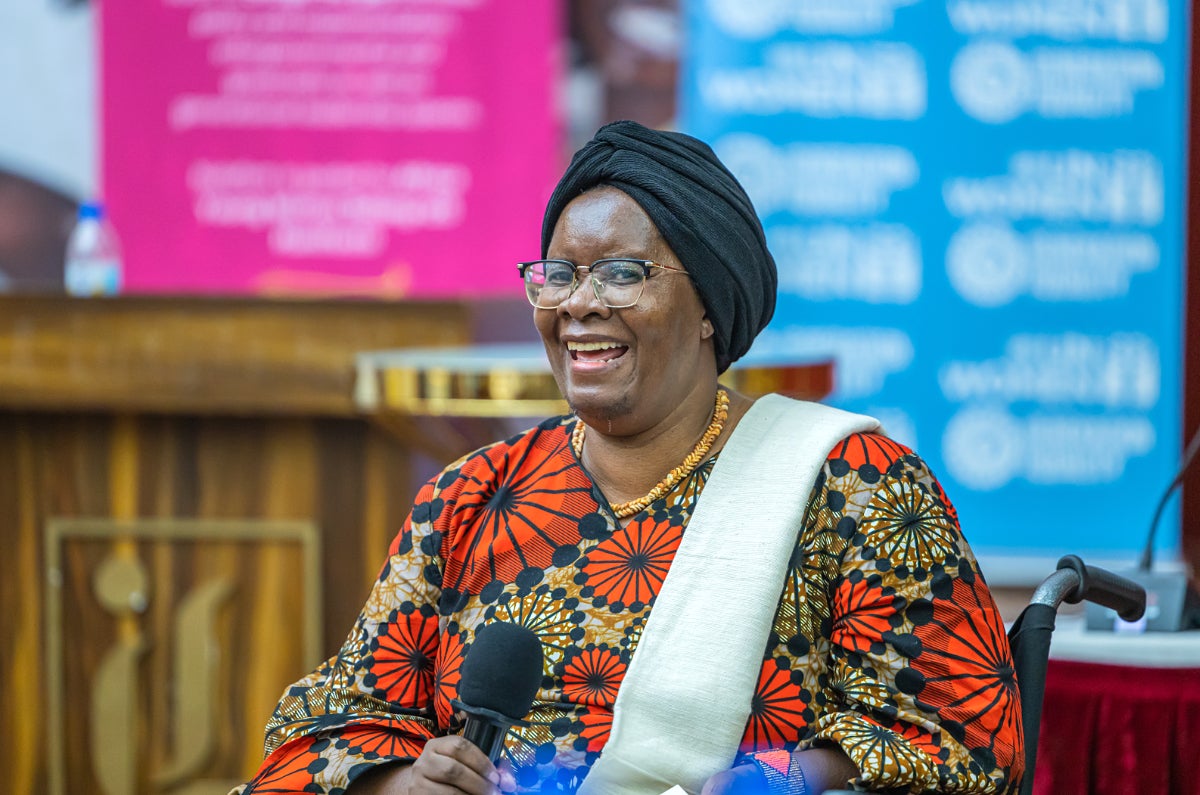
[458,622,544,720]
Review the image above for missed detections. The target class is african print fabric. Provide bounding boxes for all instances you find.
[236,415,1023,795]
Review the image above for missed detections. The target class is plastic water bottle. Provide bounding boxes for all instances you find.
[64,201,123,296]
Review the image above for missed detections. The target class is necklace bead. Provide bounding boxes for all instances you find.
[571,389,730,519]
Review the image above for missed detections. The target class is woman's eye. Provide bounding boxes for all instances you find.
[544,267,574,286]
[599,262,643,284]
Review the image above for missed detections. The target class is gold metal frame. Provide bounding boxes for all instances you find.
[355,344,834,419]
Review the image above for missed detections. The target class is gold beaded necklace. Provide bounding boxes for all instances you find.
[571,388,731,519]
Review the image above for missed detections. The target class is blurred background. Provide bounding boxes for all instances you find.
[1,0,1197,792]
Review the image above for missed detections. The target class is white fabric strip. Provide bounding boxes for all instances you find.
[578,395,879,795]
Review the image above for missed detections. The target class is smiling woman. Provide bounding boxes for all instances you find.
[234,122,1023,795]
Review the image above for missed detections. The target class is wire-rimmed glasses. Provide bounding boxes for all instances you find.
[516,258,688,309]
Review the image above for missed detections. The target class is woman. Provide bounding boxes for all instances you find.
[236,122,1022,795]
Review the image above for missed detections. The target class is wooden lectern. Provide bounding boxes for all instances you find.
[0,295,472,794]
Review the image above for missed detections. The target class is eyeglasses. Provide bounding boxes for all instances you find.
[516,258,688,309]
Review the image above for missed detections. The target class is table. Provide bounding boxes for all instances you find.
[1035,618,1200,794]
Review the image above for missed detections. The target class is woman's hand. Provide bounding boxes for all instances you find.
[700,746,859,795]
[349,735,505,794]
[699,763,768,795]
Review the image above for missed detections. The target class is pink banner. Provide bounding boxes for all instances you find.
[100,0,560,297]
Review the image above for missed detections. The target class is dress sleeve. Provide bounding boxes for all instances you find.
[808,436,1023,793]
[742,433,1023,794]
[236,468,454,795]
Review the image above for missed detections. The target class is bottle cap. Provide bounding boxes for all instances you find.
[78,201,105,220]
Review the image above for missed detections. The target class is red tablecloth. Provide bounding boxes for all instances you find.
[1035,659,1200,794]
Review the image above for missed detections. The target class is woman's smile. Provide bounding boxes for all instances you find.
[565,339,630,372]
[566,340,628,362]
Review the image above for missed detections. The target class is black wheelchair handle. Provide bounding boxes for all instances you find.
[1054,554,1146,622]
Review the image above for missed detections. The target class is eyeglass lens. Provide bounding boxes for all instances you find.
[524,260,648,308]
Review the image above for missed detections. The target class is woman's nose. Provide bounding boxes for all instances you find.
[557,272,609,317]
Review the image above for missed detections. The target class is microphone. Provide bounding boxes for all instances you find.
[1087,422,1200,632]
[452,622,544,762]
[1138,422,1200,573]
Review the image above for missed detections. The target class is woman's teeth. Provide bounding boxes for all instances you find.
[566,341,627,361]
[567,341,622,352]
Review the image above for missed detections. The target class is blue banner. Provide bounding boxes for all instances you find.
[682,0,1190,568]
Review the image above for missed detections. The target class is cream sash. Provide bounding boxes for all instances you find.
[578,395,879,795]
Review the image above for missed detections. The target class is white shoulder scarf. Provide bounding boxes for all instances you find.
[577,395,880,795]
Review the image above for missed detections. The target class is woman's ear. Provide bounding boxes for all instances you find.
[700,316,714,339]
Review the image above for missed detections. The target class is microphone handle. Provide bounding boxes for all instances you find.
[462,712,509,763]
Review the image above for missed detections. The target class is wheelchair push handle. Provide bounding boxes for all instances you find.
[1035,554,1146,622]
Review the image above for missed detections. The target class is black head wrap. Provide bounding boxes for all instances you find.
[541,120,776,373]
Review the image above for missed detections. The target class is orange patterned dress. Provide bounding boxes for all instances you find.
[237,416,1023,794]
